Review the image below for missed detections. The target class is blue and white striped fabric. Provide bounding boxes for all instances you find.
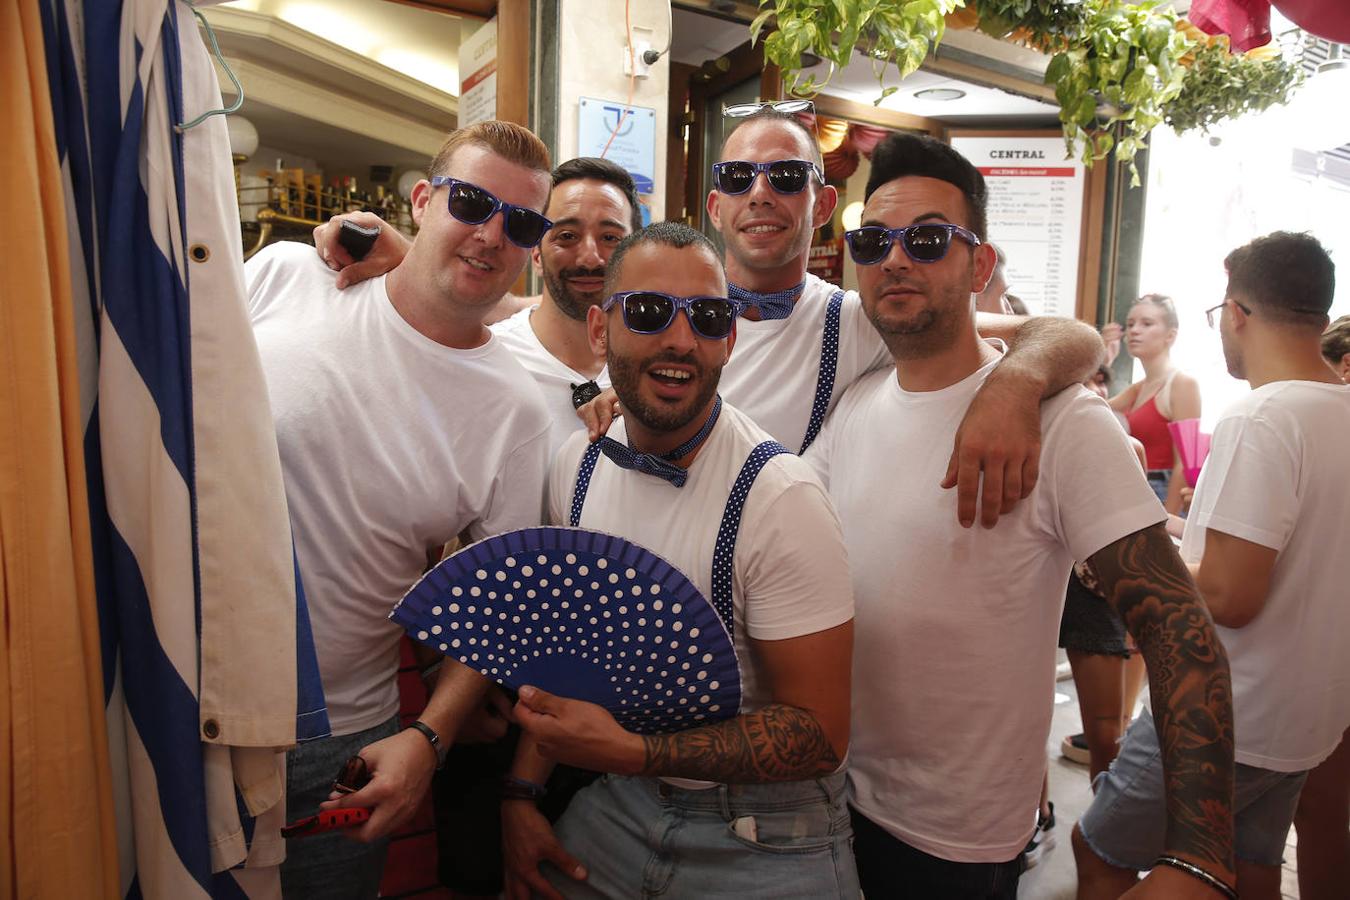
[40,1,329,897]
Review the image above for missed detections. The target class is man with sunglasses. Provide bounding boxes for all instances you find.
[499,222,857,899]
[804,133,1236,899]
[578,105,1104,529]
[1076,232,1349,900]
[315,157,644,454]
[245,121,556,899]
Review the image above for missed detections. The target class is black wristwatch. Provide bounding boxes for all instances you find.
[571,380,602,410]
[405,720,448,769]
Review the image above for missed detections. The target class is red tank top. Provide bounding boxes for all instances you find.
[1126,393,1175,470]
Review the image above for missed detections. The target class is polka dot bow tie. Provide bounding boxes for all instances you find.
[728,280,804,321]
[596,397,722,488]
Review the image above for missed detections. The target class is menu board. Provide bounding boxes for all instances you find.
[459,19,498,128]
[949,135,1086,318]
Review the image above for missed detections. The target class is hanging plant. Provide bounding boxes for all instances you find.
[1163,40,1302,134]
[1044,0,1189,185]
[750,0,1302,184]
[750,0,964,101]
[969,0,1088,50]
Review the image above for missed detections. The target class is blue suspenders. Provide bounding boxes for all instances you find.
[799,290,845,454]
[569,439,791,636]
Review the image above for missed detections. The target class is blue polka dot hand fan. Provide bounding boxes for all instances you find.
[390,527,742,734]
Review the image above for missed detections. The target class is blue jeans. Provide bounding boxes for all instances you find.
[280,715,398,900]
[850,808,1024,900]
[1080,708,1309,868]
[1145,469,1170,504]
[545,772,859,898]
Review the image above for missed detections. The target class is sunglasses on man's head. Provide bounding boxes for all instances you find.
[429,176,553,248]
[712,159,824,196]
[844,223,982,266]
[723,99,815,118]
[602,291,742,340]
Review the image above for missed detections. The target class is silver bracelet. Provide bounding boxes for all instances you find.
[1153,855,1238,900]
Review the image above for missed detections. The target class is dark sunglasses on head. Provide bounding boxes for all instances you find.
[712,159,824,196]
[429,176,553,248]
[602,291,742,340]
[844,223,982,266]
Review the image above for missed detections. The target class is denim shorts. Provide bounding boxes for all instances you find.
[1079,709,1309,868]
[1145,470,1170,503]
[280,715,399,900]
[544,772,859,898]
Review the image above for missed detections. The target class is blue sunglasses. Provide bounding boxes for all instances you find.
[711,159,824,195]
[602,291,742,340]
[844,223,982,266]
[429,176,553,248]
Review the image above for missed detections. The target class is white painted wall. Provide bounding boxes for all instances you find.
[554,0,671,220]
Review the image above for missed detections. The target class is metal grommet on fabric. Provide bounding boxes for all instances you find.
[189,243,211,263]
[202,719,221,739]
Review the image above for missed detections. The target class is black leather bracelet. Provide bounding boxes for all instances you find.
[1153,855,1238,900]
[404,720,447,769]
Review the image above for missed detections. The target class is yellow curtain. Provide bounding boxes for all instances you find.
[1,0,119,896]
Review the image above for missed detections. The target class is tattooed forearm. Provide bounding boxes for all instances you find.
[639,704,840,784]
[1089,523,1236,875]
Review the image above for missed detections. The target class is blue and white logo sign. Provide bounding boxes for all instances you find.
[579,96,657,195]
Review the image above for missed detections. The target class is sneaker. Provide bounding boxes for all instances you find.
[1061,732,1091,765]
[1023,802,1056,869]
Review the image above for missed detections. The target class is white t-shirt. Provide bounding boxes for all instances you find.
[807,356,1165,863]
[722,274,891,452]
[549,403,855,783]
[247,242,553,734]
[491,305,610,453]
[1180,380,1350,772]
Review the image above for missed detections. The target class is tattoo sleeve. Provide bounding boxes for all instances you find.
[639,704,840,784]
[1088,523,1236,874]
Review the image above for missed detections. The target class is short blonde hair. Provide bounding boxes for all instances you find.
[430,121,551,179]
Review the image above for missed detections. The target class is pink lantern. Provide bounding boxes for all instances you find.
[1273,0,1350,42]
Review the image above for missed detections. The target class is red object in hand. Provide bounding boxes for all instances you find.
[281,806,372,838]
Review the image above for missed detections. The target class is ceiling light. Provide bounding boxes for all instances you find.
[226,115,259,162]
[842,201,864,232]
[914,87,966,102]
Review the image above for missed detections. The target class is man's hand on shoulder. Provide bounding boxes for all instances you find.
[943,366,1042,528]
[312,211,411,289]
[575,387,623,442]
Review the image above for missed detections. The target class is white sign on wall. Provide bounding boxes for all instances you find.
[459,18,498,128]
[578,97,657,194]
[949,135,1086,318]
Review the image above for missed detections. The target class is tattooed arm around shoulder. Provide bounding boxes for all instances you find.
[1087,523,1236,882]
[513,621,852,783]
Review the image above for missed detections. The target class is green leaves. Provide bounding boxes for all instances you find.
[757,0,963,97]
[1045,0,1190,185]
[753,0,1302,186]
[1164,41,1302,135]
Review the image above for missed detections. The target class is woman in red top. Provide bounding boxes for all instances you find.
[1107,294,1201,514]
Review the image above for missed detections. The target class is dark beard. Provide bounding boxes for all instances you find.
[543,263,607,322]
[608,348,722,434]
[865,278,969,360]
